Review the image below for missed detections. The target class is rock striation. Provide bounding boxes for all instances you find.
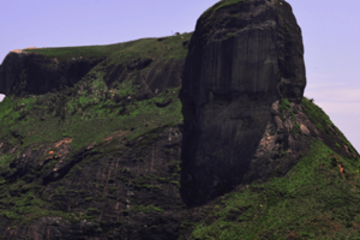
[180,0,307,205]
[0,34,191,240]
[0,0,359,239]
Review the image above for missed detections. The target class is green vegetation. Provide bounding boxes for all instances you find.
[188,140,360,239]
[131,204,164,214]
[199,0,246,42]
[302,97,335,134]
[222,30,242,41]
[83,208,101,221]
[0,153,13,169]
[132,176,162,190]
[279,96,291,118]
[0,32,190,227]
[202,0,246,21]
[24,44,119,62]
[23,33,192,62]
[0,188,83,224]
[171,180,181,189]
[284,24,290,32]
[302,97,357,154]
[0,16,359,239]
[0,76,183,151]
[132,172,180,190]
[279,96,301,137]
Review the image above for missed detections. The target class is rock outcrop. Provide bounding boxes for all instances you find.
[0,33,191,240]
[0,0,359,239]
[0,127,185,240]
[180,0,306,205]
[0,52,102,96]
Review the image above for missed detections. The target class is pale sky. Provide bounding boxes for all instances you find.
[0,0,359,152]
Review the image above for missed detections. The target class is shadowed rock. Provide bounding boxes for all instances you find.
[0,52,102,96]
[1,1,359,239]
[180,0,306,206]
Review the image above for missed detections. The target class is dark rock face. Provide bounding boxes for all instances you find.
[0,127,185,240]
[180,0,306,205]
[3,1,359,239]
[0,33,190,239]
[103,58,183,101]
[0,52,102,96]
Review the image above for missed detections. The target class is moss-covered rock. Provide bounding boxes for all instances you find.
[0,1,358,239]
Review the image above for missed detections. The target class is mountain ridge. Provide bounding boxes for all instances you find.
[0,0,359,239]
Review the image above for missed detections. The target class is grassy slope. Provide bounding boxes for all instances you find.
[187,140,360,239]
[23,33,191,62]
[1,33,192,150]
[184,97,360,240]
[1,29,360,239]
[0,33,191,226]
[302,97,358,155]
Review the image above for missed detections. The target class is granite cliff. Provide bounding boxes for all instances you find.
[0,0,359,239]
[180,0,307,205]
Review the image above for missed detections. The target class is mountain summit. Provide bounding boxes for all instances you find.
[0,0,359,239]
[181,0,306,205]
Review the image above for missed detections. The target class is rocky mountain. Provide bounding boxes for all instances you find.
[0,0,359,239]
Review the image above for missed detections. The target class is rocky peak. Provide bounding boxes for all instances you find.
[182,0,306,103]
[180,0,307,205]
[0,0,359,239]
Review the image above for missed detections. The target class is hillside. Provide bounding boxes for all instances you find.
[0,0,359,239]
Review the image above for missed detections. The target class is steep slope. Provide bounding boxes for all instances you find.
[178,97,360,240]
[181,0,306,205]
[0,34,191,240]
[180,137,360,239]
[0,0,359,239]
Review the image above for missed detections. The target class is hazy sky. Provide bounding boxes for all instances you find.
[0,0,359,152]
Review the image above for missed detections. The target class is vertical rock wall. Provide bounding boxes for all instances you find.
[180,0,306,205]
[0,52,102,96]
